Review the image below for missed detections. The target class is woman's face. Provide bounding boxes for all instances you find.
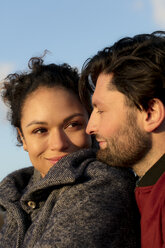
[19,86,91,177]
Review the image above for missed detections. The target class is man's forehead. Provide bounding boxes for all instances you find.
[96,73,115,90]
[92,73,115,105]
[92,93,104,106]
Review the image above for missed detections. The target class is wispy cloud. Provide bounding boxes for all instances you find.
[132,0,144,11]
[151,0,165,28]
[0,63,15,82]
[0,100,8,124]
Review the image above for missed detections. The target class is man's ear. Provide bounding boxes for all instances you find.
[143,98,165,132]
[17,128,28,151]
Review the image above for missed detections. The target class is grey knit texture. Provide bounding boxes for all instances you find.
[0,149,140,247]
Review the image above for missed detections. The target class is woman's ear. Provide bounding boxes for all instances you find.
[17,128,28,151]
[143,99,165,132]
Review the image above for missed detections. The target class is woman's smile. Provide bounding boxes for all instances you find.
[19,86,91,177]
[45,155,68,164]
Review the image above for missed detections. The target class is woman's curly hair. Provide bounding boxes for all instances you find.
[1,56,80,145]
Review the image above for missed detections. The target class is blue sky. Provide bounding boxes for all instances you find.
[0,0,165,180]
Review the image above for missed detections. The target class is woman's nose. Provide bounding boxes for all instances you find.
[49,129,69,151]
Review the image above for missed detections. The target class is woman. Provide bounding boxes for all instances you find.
[0,57,140,247]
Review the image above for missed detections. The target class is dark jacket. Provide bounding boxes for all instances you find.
[0,149,140,248]
[135,154,165,248]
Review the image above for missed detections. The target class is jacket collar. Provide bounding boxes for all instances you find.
[136,154,165,187]
[0,149,96,205]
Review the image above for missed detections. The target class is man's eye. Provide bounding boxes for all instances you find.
[32,128,47,134]
[97,110,103,114]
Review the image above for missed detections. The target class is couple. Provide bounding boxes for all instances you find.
[0,30,164,247]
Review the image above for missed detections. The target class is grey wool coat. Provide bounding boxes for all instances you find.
[0,149,140,248]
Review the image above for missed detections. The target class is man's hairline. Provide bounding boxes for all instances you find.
[94,71,138,110]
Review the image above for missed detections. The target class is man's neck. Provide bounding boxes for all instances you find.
[133,131,165,177]
[133,148,165,178]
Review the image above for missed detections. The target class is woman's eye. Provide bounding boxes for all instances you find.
[32,128,47,134]
[66,122,82,129]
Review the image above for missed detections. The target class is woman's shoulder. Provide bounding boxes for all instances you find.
[0,166,34,195]
[0,166,34,183]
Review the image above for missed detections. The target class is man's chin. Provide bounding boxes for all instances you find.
[96,148,112,165]
[96,148,130,168]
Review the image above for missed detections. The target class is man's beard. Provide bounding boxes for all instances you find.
[96,111,152,168]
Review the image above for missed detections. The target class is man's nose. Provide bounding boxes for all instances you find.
[86,112,97,135]
[49,129,69,151]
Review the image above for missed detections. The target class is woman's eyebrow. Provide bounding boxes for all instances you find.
[25,114,84,128]
[63,113,84,123]
[26,121,48,128]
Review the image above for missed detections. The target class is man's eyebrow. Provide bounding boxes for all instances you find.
[92,96,104,107]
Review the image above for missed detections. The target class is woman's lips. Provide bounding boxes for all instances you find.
[46,156,66,164]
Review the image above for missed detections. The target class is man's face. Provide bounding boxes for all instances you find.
[86,73,151,167]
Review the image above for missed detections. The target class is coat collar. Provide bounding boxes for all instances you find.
[136,154,165,187]
[0,149,96,205]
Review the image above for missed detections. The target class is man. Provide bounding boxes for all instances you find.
[79,31,165,248]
